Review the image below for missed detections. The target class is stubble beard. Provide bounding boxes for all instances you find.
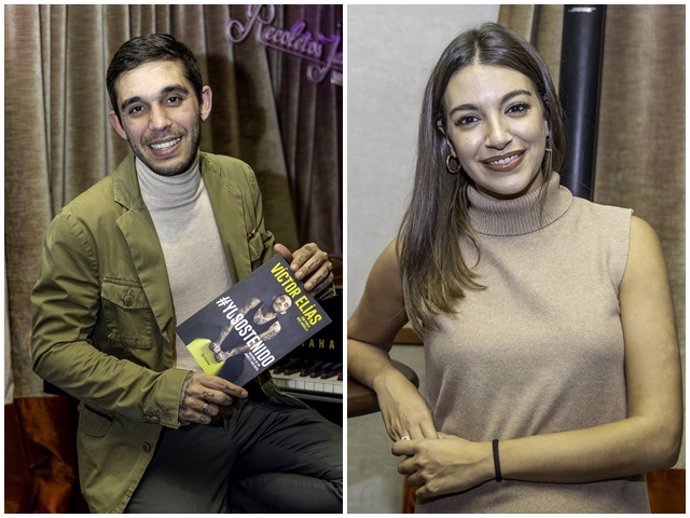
[131,123,201,177]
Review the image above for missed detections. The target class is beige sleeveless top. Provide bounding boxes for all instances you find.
[418,174,649,513]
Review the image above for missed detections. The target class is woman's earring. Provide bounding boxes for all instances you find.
[445,154,462,175]
[542,134,553,175]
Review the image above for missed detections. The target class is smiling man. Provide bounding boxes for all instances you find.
[31,34,342,514]
[108,59,208,177]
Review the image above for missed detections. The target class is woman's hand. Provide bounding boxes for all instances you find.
[374,368,437,441]
[393,433,493,500]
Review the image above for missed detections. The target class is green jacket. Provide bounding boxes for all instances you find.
[31,152,300,513]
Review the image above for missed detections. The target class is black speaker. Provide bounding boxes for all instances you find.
[559,5,606,200]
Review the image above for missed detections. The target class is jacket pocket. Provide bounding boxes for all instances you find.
[101,279,155,350]
[79,403,113,438]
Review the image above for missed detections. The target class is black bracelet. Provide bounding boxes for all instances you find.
[492,439,503,482]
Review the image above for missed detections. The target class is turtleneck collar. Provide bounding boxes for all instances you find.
[467,173,573,236]
[136,156,202,209]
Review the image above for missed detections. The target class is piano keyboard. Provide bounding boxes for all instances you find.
[271,358,343,403]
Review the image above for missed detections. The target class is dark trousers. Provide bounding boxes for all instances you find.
[125,401,342,513]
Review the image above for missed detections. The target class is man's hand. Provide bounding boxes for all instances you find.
[179,372,248,425]
[274,243,333,294]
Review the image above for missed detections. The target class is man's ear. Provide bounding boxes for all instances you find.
[200,85,213,122]
[108,111,128,140]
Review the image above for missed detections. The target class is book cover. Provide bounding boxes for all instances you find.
[176,255,333,386]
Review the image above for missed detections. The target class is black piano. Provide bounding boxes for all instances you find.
[270,289,342,425]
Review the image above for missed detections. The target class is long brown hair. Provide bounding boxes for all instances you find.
[398,23,566,336]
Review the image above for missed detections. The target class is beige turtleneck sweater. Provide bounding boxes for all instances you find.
[136,157,233,371]
[417,174,649,513]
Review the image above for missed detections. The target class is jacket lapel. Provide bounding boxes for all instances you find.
[201,154,253,283]
[107,153,255,344]
[111,156,176,343]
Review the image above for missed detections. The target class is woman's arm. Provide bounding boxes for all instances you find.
[396,216,682,497]
[349,240,438,440]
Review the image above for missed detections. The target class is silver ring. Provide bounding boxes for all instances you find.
[201,402,209,414]
[400,435,411,441]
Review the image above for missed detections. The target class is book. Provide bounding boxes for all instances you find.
[176,255,333,386]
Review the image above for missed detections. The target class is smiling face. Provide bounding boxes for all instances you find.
[108,60,212,177]
[442,64,549,199]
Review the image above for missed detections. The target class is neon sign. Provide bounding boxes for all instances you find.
[226,5,343,85]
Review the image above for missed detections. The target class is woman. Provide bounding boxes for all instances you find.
[347,23,681,513]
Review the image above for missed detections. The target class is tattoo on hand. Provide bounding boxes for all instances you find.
[202,391,213,401]
[182,375,193,397]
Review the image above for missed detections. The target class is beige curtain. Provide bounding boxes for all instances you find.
[498,5,564,90]
[594,6,684,363]
[4,4,342,512]
[273,6,343,262]
[499,4,685,467]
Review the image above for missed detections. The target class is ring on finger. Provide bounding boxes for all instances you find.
[201,402,209,414]
[400,435,411,441]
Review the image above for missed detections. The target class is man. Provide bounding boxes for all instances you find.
[210,294,291,362]
[31,34,342,513]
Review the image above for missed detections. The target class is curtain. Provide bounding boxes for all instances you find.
[499,3,685,470]
[498,5,564,90]
[4,4,342,512]
[273,6,343,265]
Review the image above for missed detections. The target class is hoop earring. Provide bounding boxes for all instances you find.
[445,154,462,175]
[543,135,553,175]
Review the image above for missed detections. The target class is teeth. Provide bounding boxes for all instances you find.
[490,154,518,165]
[151,138,181,150]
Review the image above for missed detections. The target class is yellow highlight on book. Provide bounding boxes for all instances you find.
[187,338,224,376]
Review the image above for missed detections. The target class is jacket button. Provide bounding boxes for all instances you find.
[142,442,152,453]
[123,295,133,307]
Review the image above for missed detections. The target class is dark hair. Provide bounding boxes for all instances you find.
[106,34,203,117]
[398,22,566,335]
